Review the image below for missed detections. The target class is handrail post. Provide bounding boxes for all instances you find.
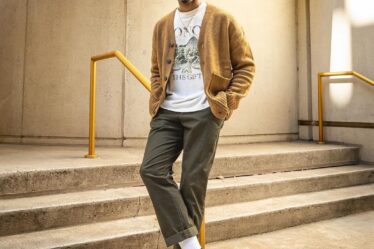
[85,59,98,158]
[317,73,325,144]
[199,216,206,248]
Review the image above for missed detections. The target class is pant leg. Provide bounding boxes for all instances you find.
[178,107,224,244]
[139,108,199,248]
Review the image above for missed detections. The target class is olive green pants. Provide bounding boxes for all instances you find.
[139,106,224,248]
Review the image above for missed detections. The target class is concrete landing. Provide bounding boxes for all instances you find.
[206,210,374,249]
[0,140,359,174]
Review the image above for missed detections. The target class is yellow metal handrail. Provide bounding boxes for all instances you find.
[84,50,207,248]
[317,70,374,143]
[84,50,150,159]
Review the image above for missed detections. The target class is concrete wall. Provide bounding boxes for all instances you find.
[0,0,126,145]
[0,0,299,146]
[0,0,27,137]
[297,0,374,161]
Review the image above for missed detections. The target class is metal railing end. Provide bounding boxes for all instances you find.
[84,154,98,159]
[317,70,373,144]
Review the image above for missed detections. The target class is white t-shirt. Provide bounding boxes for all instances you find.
[160,1,209,112]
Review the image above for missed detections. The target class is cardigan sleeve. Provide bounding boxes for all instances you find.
[225,16,256,110]
[149,22,163,113]
[150,22,162,91]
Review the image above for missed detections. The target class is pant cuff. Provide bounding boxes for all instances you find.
[164,225,199,247]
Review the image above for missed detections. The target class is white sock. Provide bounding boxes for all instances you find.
[178,235,201,249]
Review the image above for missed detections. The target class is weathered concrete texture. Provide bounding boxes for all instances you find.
[0,184,372,249]
[0,215,161,249]
[0,140,360,195]
[1,164,372,236]
[207,210,374,249]
[0,0,27,136]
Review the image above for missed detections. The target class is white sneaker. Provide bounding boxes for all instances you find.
[178,235,201,249]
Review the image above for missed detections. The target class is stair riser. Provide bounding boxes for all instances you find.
[209,148,359,178]
[54,232,159,249]
[0,148,359,197]
[206,169,374,206]
[1,169,372,236]
[0,165,140,197]
[204,195,374,245]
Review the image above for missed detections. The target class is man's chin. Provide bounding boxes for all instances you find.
[179,0,193,4]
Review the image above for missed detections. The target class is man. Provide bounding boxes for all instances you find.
[140,0,255,248]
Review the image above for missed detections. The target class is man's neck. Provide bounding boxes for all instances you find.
[178,0,201,12]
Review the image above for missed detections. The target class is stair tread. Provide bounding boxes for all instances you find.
[0,140,359,175]
[1,164,373,213]
[0,183,373,248]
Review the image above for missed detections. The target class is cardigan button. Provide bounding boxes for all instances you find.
[169,43,174,48]
[167,59,172,64]
[164,76,168,81]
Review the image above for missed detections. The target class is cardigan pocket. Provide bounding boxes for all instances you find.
[207,72,231,118]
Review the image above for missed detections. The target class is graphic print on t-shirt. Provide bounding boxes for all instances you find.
[173,25,201,77]
[160,1,209,112]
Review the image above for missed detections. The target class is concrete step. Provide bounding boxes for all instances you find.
[1,164,373,236]
[0,164,374,235]
[0,183,373,249]
[205,210,374,249]
[0,141,360,196]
